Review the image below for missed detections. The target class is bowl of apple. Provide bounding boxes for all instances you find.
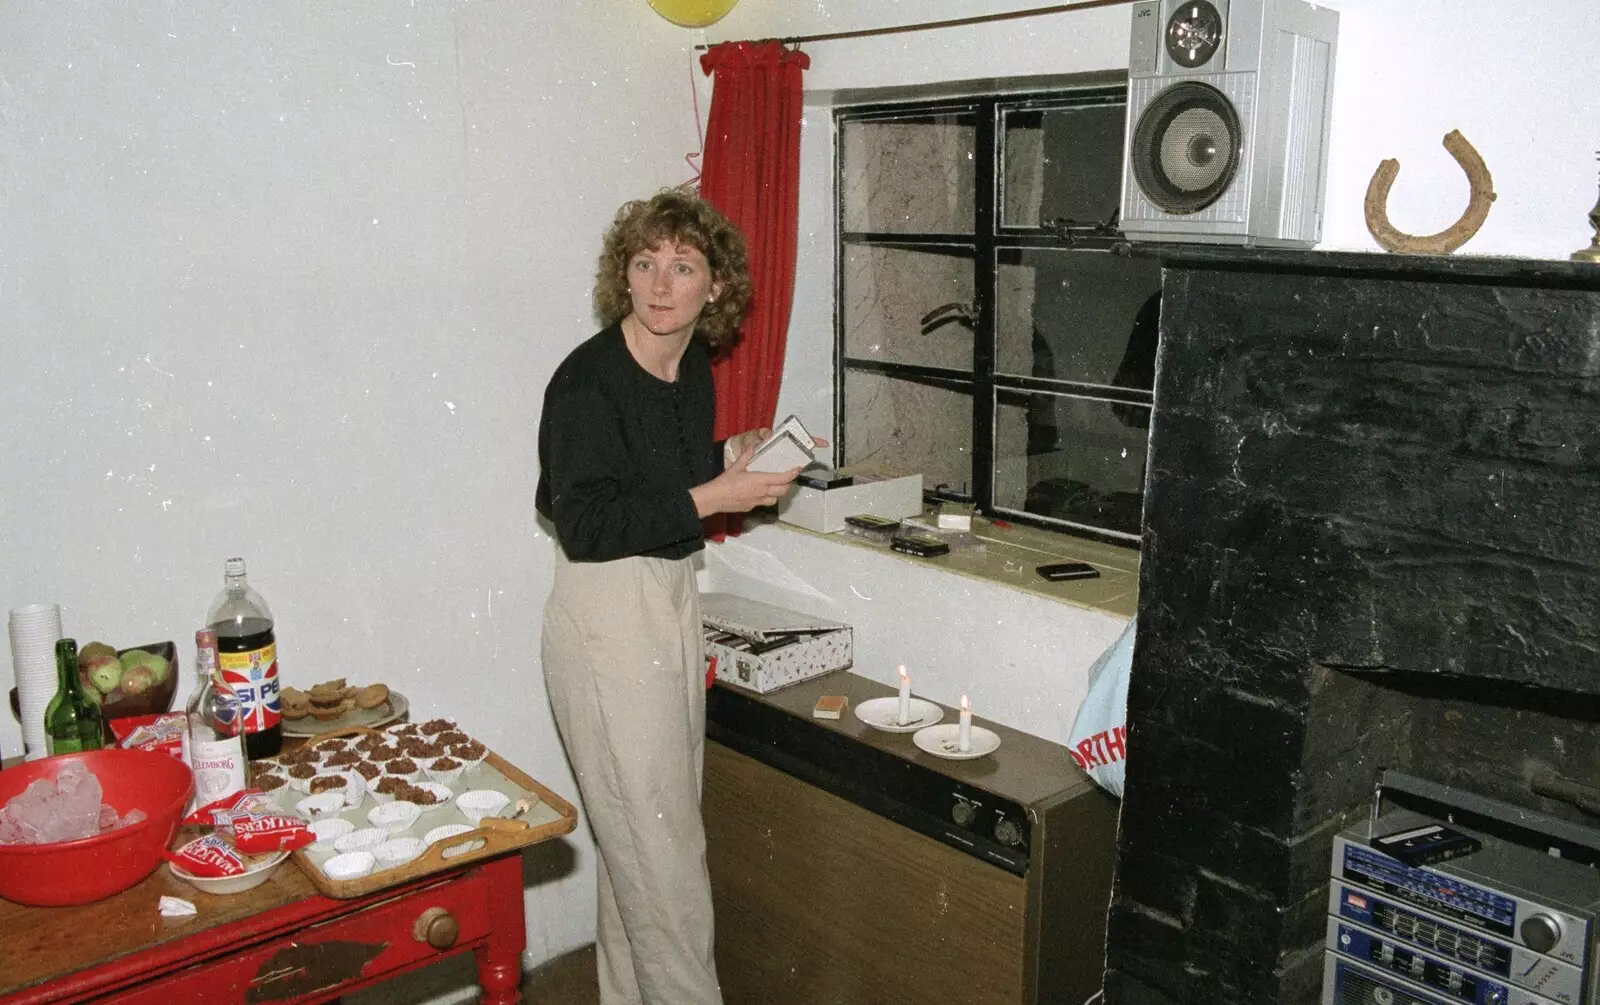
[7,640,179,733]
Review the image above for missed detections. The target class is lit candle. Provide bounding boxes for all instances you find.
[897,665,911,725]
[959,694,972,752]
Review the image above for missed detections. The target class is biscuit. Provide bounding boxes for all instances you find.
[308,699,354,721]
[355,683,390,710]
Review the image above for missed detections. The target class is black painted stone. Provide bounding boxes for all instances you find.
[1106,249,1600,1005]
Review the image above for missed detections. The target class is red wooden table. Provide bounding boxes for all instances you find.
[0,847,530,1004]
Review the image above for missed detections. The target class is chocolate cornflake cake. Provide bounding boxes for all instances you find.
[450,740,487,761]
[352,761,382,781]
[402,782,445,805]
[373,777,438,804]
[309,775,346,794]
[288,762,319,781]
[435,731,470,747]
[383,758,419,776]
[418,718,456,736]
[430,756,462,772]
[256,773,288,792]
[401,739,446,758]
[324,750,362,768]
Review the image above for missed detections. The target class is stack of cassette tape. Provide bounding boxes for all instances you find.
[1324,798,1600,1005]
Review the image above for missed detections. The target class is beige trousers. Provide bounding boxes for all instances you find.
[541,550,722,1005]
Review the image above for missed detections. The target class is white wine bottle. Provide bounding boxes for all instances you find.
[181,629,247,811]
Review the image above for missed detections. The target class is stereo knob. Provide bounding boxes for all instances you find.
[1521,914,1562,954]
[414,907,460,950]
[951,801,977,828]
[994,818,1023,847]
[1484,989,1505,1005]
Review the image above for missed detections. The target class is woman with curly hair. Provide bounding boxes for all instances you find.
[535,188,802,1004]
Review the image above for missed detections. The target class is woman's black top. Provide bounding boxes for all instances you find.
[535,324,722,562]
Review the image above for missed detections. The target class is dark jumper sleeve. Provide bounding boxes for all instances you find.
[543,373,706,562]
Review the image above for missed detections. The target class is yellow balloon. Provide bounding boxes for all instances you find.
[647,0,738,28]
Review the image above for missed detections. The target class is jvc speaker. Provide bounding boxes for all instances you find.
[1119,0,1339,247]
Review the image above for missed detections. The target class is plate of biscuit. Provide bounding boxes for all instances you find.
[280,678,410,737]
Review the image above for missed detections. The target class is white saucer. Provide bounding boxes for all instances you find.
[913,723,1001,760]
[854,696,943,733]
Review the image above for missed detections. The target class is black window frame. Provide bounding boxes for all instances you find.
[833,83,1150,548]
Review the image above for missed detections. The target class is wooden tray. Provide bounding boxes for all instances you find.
[272,726,578,899]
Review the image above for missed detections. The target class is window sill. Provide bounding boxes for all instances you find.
[742,511,1138,619]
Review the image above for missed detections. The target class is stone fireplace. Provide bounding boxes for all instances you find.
[1102,248,1600,1005]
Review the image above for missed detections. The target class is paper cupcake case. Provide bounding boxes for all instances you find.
[263,725,577,899]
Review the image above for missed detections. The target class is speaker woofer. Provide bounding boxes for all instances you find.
[1131,81,1241,215]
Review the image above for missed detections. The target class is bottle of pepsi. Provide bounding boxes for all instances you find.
[205,557,282,759]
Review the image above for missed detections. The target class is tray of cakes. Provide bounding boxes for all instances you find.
[252,720,577,898]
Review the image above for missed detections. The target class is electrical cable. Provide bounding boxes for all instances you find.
[683,51,706,188]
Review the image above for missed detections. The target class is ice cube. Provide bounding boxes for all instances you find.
[46,765,102,842]
[56,760,89,795]
[12,780,58,844]
[0,807,22,845]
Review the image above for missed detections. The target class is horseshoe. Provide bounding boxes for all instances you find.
[1364,129,1497,255]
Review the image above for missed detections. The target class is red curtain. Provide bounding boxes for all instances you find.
[699,41,809,540]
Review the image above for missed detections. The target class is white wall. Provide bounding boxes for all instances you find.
[0,0,707,968]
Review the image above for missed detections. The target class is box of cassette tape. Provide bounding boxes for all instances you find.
[701,593,853,694]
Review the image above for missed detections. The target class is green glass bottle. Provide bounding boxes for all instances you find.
[45,638,104,755]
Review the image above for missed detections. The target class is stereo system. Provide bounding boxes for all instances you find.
[1323,800,1600,1005]
[1120,0,1339,247]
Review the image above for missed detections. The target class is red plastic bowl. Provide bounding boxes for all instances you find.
[0,748,193,906]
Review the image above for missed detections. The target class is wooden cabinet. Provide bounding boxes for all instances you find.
[0,852,528,1004]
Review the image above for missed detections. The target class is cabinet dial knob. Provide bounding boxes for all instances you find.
[951,801,977,827]
[414,907,460,950]
[994,818,1023,847]
[1521,914,1562,954]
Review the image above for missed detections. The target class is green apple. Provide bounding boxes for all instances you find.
[79,640,118,665]
[119,649,171,687]
[120,665,155,696]
[84,653,124,694]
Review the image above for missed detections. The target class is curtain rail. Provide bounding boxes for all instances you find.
[692,0,1136,51]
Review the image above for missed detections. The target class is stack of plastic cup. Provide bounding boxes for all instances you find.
[9,603,65,761]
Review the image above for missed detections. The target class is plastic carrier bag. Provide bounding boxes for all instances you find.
[1067,617,1134,798]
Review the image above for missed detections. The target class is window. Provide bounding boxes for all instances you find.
[835,85,1161,546]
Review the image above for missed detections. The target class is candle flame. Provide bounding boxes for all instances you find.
[898,664,909,684]
[961,694,970,712]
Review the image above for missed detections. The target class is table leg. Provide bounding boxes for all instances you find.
[476,855,527,1005]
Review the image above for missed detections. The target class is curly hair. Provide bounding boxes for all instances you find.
[594,188,752,352]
